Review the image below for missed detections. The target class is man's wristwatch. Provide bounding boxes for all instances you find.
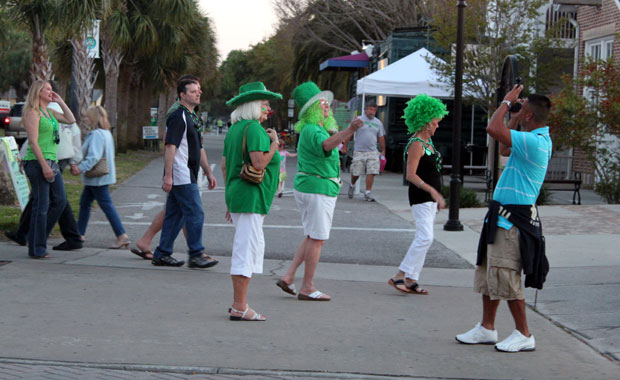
[502,100,512,110]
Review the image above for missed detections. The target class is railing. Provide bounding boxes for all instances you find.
[545,5,577,40]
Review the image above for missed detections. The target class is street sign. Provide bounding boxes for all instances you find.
[288,99,295,108]
[142,126,159,140]
[0,137,30,210]
[288,109,294,118]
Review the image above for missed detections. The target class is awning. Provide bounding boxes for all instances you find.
[319,52,368,71]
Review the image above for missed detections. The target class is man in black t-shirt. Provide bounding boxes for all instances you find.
[151,78,218,268]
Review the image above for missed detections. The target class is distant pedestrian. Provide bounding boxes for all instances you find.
[5,102,83,251]
[276,82,362,301]
[71,106,130,249]
[388,94,447,295]
[277,140,297,198]
[20,80,75,259]
[456,86,552,352]
[222,82,282,321]
[150,77,218,268]
[342,101,386,202]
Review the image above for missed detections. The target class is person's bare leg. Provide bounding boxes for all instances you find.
[136,209,165,252]
[366,174,375,192]
[299,237,329,299]
[231,275,250,311]
[281,237,308,285]
[231,275,263,319]
[507,299,530,336]
[350,174,359,185]
[481,294,500,331]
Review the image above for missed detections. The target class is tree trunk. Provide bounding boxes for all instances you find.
[158,92,167,137]
[101,36,122,145]
[71,36,98,132]
[116,65,131,153]
[30,15,53,81]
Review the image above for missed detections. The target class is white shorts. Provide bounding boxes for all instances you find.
[230,213,266,278]
[294,190,337,241]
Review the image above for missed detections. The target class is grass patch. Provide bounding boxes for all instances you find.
[0,149,160,238]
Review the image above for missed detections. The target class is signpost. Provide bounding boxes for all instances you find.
[142,126,160,151]
[0,137,30,210]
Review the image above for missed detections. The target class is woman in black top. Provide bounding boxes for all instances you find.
[388,94,447,295]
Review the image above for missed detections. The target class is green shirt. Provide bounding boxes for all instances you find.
[293,123,341,197]
[223,119,280,214]
[24,108,59,161]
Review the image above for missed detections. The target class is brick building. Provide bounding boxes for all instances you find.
[571,0,619,185]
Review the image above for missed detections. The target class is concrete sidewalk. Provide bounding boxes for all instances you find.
[1,136,619,379]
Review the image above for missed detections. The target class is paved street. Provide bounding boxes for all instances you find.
[0,133,618,379]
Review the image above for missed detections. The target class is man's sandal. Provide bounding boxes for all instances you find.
[228,306,266,321]
[388,278,412,294]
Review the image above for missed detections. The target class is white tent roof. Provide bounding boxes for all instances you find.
[356,48,453,99]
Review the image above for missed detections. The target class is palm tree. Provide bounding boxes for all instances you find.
[4,0,57,81]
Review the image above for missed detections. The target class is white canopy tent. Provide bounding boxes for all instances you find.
[356,48,453,108]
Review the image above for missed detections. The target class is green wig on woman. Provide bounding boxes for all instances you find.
[402,94,449,134]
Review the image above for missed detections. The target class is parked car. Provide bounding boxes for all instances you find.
[5,102,26,146]
[0,100,10,130]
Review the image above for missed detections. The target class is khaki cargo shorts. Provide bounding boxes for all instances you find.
[350,151,380,176]
[474,226,524,300]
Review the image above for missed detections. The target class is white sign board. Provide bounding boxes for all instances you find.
[142,126,159,140]
[288,109,294,118]
[86,20,100,59]
[0,137,30,210]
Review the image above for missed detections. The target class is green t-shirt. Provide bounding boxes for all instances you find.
[24,108,59,161]
[293,123,341,197]
[223,120,280,214]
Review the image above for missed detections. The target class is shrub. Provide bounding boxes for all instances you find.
[441,185,482,208]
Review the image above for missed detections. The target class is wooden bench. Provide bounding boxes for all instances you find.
[544,172,582,205]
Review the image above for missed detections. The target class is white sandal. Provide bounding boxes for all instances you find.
[228,305,266,321]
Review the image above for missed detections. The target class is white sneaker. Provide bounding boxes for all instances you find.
[495,330,535,352]
[455,323,498,345]
[364,192,376,202]
[347,185,354,199]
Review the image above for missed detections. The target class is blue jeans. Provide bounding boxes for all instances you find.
[154,183,204,259]
[77,185,126,237]
[24,160,67,257]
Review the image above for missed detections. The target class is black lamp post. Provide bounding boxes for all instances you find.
[444,0,467,232]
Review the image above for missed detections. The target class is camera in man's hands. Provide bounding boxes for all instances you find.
[509,102,522,113]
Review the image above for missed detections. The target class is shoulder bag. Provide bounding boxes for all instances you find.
[239,123,265,184]
[85,130,109,178]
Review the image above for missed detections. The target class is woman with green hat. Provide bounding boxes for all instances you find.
[276,81,362,301]
[222,82,282,321]
[388,94,447,295]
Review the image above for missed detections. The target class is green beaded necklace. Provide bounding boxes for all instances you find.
[403,135,442,172]
[179,104,201,132]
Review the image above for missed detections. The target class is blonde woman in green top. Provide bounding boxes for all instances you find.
[22,80,76,258]
[222,82,282,321]
[276,82,362,301]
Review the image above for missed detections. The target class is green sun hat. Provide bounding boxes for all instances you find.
[226,81,282,108]
[293,81,333,119]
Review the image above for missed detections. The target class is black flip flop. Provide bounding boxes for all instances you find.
[406,282,429,295]
[130,248,153,260]
[388,278,413,294]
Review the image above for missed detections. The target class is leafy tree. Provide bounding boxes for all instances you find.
[548,58,620,203]
[429,0,571,113]
[0,21,31,100]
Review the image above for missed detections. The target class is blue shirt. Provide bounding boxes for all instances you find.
[78,129,117,186]
[493,127,552,229]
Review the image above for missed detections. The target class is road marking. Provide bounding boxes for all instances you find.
[89,221,414,232]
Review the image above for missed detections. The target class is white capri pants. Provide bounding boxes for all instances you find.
[398,201,437,281]
[230,213,266,278]
[294,190,337,241]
